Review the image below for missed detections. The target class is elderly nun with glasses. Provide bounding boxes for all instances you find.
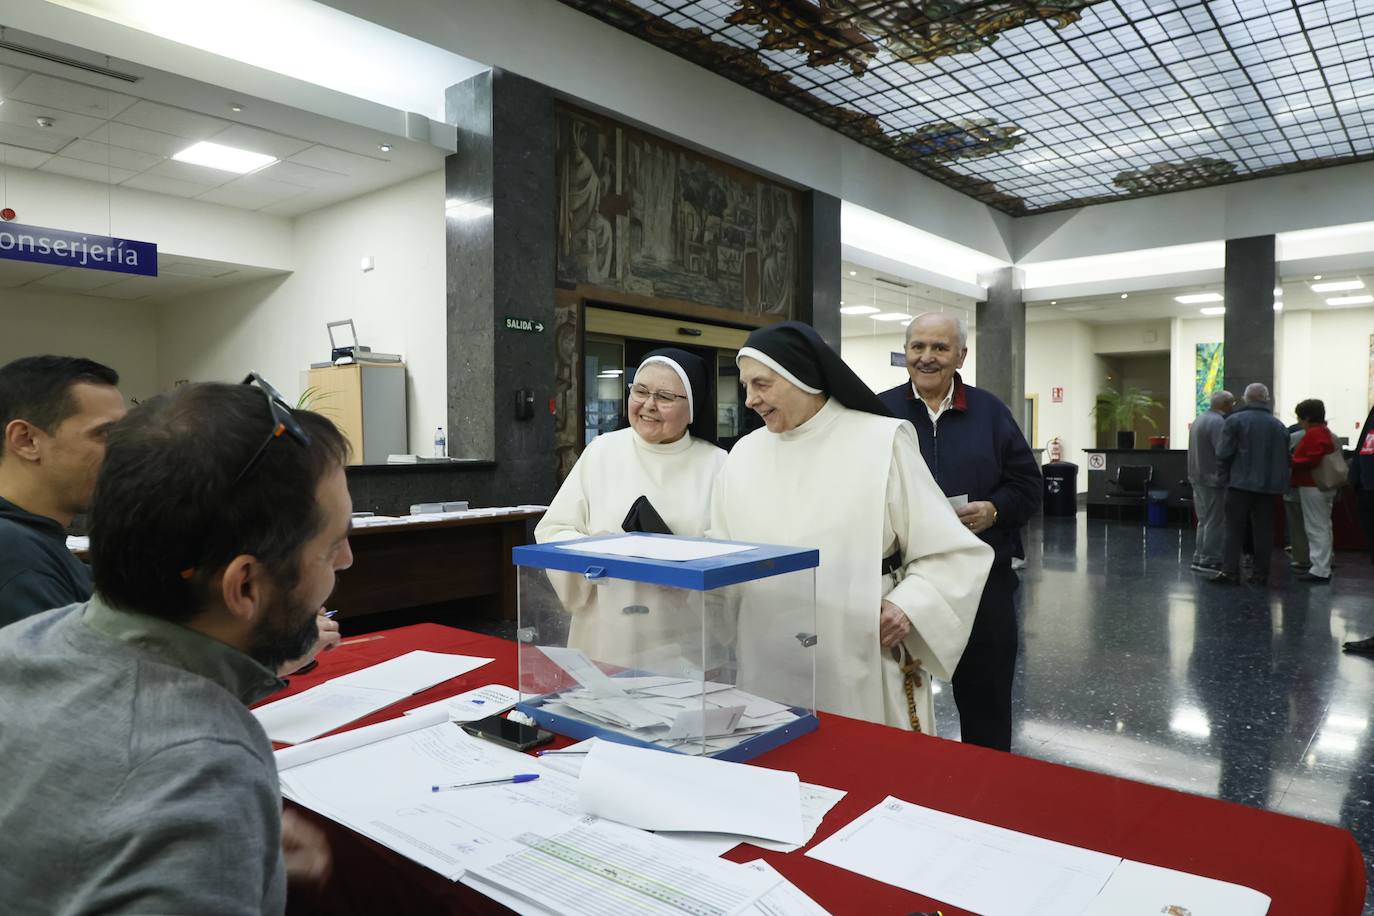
[535,348,726,664]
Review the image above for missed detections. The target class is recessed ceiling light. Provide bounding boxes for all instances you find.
[848,270,857,276]
[1120,293,1128,299]
[1175,292,1223,303]
[1273,287,1282,297]
[172,140,276,174]
[1314,275,1323,280]
[1273,302,1283,311]
[1311,279,1365,293]
[1326,295,1374,306]
[378,143,393,152]
[229,103,244,112]
[872,312,913,322]
[1050,300,1057,305]
[840,305,880,315]
[1200,306,1226,315]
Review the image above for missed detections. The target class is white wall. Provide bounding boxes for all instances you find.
[841,330,978,395]
[0,288,160,403]
[1026,320,1096,488]
[1092,320,1171,356]
[0,167,293,270]
[157,171,446,451]
[1284,308,1374,441]
[1169,316,1224,446]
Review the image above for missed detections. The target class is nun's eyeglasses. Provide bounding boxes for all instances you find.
[628,383,687,407]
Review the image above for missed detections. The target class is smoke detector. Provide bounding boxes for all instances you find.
[35,116,54,128]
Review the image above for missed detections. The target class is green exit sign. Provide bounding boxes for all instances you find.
[504,316,544,333]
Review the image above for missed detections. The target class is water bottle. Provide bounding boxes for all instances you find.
[433,426,447,458]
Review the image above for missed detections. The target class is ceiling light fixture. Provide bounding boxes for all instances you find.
[840,305,880,316]
[872,312,913,323]
[1311,279,1365,293]
[230,103,244,112]
[1175,292,1223,303]
[1273,302,1283,311]
[848,270,857,276]
[1050,300,1057,305]
[378,143,393,152]
[172,140,276,173]
[1314,275,1323,280]
[1273,287,1282,297]
[1120,293,1128,299]
[1200,306,1226,315]
[1326,295,1374,306]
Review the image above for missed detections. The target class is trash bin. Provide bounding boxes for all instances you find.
[1042,462,1078,516]
[1147,489,1169,527]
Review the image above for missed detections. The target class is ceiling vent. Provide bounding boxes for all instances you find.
[0,37,141,83]
[874,276,910,289]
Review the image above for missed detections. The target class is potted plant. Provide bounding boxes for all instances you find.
[1093,385,1163,449]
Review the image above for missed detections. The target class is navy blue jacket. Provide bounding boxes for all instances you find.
[879,374,1041,569]
[1216,402,1289,494]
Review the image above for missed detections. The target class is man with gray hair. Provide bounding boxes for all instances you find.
[1210,382,1290,586]
[1187,389,1235,573]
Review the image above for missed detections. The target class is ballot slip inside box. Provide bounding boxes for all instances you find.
[512,534,821,763]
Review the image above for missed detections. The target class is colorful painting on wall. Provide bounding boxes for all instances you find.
[555,105,799,316]
[1196,342,1224,415]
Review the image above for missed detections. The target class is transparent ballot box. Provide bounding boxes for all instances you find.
[511,534,819,762]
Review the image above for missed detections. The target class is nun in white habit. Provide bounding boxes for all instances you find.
[536,348,726,666]
[710,321,992,733]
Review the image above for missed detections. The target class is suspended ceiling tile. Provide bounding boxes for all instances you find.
[8,72,138,120]
[30,267,128,291]
[56,138,161,172]
[0,260,63,287]
[288,144,382,175]
[114,100,229,142]
[0,64,29,96]
[258,159,345,188]
[0,142,53,169]
[122,172,220,198]
[38,156,137,185]
[86,122,191,158]
[197,174,308,210]
[0,97,105,138]
[207,123,312,161]
[141,157,235,187]
[0,121,76,154]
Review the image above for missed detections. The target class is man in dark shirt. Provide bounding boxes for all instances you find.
[0,356,126,627]
[879,313,1041,751]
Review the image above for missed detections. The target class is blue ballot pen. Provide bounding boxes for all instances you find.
[431,774,540,792]
[323,609,339,619]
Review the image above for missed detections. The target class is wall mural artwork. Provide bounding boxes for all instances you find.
[1196,342,1224,416]
[556,106,800,317]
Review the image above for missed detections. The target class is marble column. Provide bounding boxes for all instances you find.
[1222,235,1276,398]
[797,190,841,349]
[445,69,557,505]
[975,267,1026,427]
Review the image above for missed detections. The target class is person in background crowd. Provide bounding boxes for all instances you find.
[877,312,1040,752]
[1290,399,1337,584]
[1210,383,1289,587]
[0,356,125,627]
[1188,389,1234,575]
[0,378,349,913]
[1343,402,1374,654]
[1283,420,1311,574]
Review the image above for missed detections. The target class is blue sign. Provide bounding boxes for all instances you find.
[0,222,157,277]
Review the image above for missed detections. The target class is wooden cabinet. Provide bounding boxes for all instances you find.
[304,364,407,465]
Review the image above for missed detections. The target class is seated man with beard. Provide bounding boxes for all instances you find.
[0,376,350,914]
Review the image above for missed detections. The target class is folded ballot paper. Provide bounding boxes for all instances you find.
[253,650,493,744]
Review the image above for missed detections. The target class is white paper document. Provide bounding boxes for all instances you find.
[948,493,969,510]
[402,684,521,721]
[558,533,755,562]
[806,796,1119,916]
[276,707,447,771]
[579,740,804,845]
[1083,860,1270,915]
[536,645,628,697]
[463,818,779,916]
[255,650,494,744]
[666,782,846,855]
[739,860,830,916]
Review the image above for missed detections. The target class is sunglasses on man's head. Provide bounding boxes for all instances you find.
[232,372,312,486]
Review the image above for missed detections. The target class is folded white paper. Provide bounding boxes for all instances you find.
[579,740,804,845]
[1083,859,1270,915]
[275,707,447,771]
[401,684,521,721]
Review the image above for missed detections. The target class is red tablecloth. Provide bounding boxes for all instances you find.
[277,624,1366,915]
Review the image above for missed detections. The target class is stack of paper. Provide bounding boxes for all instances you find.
[402,684,521,722]
[533,646,801,754]
[254,650,493,744]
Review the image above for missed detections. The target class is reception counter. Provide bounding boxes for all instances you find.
[1083,448,1190,521]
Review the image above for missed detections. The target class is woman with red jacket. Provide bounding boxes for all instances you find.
[1291,398,1337,582]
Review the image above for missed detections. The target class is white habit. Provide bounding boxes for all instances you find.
[535,428,726,665]
[710,398,992,732]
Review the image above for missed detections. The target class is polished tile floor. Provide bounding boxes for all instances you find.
[931,514,1374,912]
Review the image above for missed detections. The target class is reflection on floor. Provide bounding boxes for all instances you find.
[931,515,1374,913]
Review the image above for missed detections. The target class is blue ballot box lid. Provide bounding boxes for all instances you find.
[512,534,819,590]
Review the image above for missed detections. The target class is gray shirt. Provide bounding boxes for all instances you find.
[0,597,288,915]
[1188,408,1228,487]
[1217,403,1291,494]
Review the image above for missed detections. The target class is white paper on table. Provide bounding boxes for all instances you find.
[739,860,830,916]
[331,650,492,694]
[402,684,520,721]
[637,679,735,699]
[536,645,628,698]
[806,796,1119,916]
[666,704,746,740]
[532,737,600,778]
[1083,860,1270,915]
[579,740,804,845]
[276,707,447,770]
[948,493,969,510]
[463,817,779,916]
[279,722,586,880]
[558,533,756,562]
[253,683,401,745]
[664,782,846,856]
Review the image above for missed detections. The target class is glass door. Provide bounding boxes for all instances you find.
[584,335,626,445]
